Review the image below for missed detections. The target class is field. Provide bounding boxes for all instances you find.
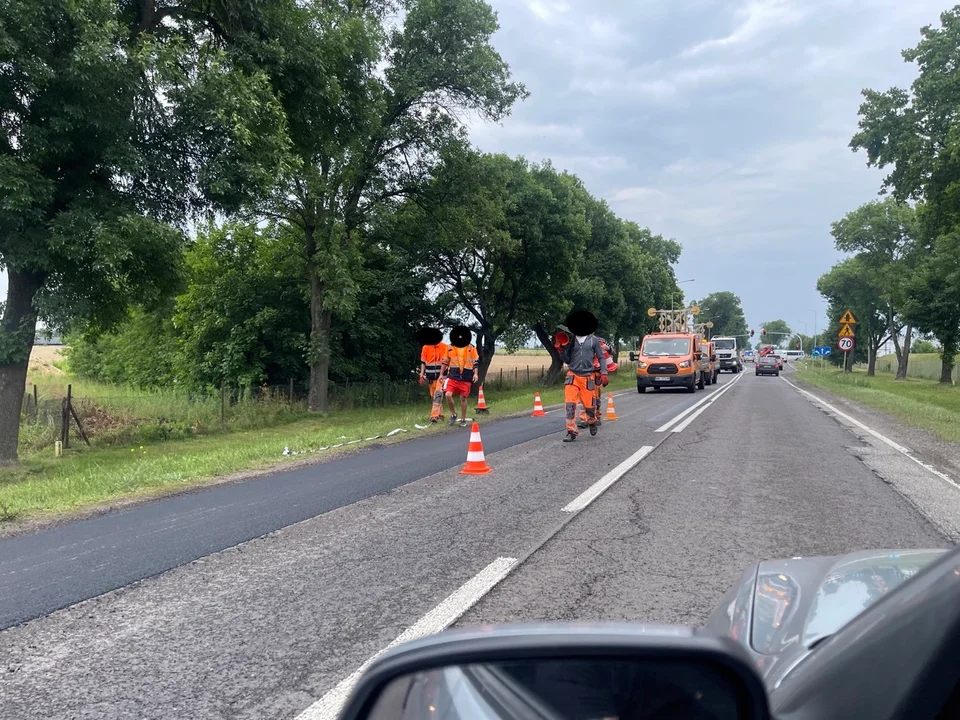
[795,365,960,445]
[28,345,65,377]
[873,353,960,383]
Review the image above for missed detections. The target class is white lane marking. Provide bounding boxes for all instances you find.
[671,374,742,433]
[655,373,743,433]
[296,556,518,720]
[781,377,960,492]
[561,446,655,513]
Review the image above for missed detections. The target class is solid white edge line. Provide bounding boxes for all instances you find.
[781,377,960,492]
[296,556,519,720]
[655,372,742,433]
[671,374,742,433]
[561,446,655,513]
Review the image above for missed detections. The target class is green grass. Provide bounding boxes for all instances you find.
[0,373,636,523]
[872,353,960,383]
[795,366,960,444]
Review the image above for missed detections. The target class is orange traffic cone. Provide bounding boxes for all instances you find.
[605,393,619,421]
[532,392,546,417]
[475,385,489,414]
[460,422,492,475]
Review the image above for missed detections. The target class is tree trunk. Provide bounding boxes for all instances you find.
[867,343,877,376]
[0,268,43,465]
[533,321,564,385]
[307,260,332,415]
[476,330,496,394]
[896,325,912,380]
[939,338,957,384]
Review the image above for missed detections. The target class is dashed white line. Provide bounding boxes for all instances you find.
[670,375,742,433]
[655,373,743,433]
[561,446,655,513]
[781,377,960,492]
[296,556,519,720]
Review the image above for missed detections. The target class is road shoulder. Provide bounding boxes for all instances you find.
[785,374,960,541]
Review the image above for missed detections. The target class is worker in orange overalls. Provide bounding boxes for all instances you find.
[417,327,448,423]
[554,310,607,442]
[440,325,480,428]
[578,336,617,429]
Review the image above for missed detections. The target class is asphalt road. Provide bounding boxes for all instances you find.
[1,367,956,720]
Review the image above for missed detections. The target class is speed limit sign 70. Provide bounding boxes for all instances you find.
[838,337,854,352]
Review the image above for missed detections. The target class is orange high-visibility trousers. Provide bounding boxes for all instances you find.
[579,373,603,422]
[565,373,596,434]
[429,378,445,419]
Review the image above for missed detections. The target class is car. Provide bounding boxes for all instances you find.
[756,355,779,376]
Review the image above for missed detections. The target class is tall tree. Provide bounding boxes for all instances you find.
[829,199,917,378]
[758,320,792,347]
[256,0,526,413]
[394,152,589,386]
[850,8,960,382]
[0,0,290,462]
[817,257,890,376]
[697,291,748,341]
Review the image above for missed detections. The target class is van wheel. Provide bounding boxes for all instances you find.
[637,384,646,394]
[687,381,696,393]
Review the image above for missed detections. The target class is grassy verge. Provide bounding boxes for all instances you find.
[794,366,960,445]
[0,374,636,524]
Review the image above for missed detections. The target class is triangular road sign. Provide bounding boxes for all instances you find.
[839,309,857,325]
[838,323,855,338]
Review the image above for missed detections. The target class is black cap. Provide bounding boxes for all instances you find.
[565,310,598,336]
[450,325,472,348]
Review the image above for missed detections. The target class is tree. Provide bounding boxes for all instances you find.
[0,0,291,462]
[850,8,960,383]
[394,152,589,387]
[697,292,748,341]
[829,199,918,378]
[817,258,890,376]
[256,0,527,413]
[758,320,792,347]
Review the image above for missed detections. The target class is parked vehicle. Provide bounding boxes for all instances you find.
[630,332,703,394]
[713,336,742,373]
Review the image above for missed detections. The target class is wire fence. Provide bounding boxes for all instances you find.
[18,365,559,452]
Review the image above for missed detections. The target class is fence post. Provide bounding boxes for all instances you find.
[220,382,226,430]
[527,365,530,384]
[499,368,503,386]
[32,384,38,422]
[383,376,388,406]
[514,367,518,386]
[289,377,294,403]
[63,384,72,449]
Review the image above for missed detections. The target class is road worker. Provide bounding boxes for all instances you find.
[417,327,448,423]
[554,310,607,442]
[441,325,479,428]
[579,335,616,429]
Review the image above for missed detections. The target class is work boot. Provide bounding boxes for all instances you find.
[577,419,588,429]
[589,423,598,436]
[563,431,578,442]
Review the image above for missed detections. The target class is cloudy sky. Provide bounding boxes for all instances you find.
[469,0,948,340]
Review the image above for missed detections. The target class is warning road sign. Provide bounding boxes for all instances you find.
[838,337,854,352]
[839,309,857,325]
[838,324,855,338]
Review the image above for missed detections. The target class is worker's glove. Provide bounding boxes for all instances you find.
[418,375,425,385]
[601,374,609,387]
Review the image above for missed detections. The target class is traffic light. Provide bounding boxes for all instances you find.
[762,328,767,336]
[796,343,800,349]
[750,329,755,337]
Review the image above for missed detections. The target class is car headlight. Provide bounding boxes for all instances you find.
[679,360,691,369]
[637,361,647,369]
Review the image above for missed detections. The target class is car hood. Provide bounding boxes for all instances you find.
[700,548,947,688]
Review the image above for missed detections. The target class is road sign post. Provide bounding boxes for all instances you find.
[837,310,858,373]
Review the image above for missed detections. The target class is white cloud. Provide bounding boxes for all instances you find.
[681,0,810,57]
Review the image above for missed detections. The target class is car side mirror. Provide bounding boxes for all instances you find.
[628,352,637,362]
[340,625,772,720]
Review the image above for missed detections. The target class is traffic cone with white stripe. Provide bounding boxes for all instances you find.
[460,422,492,475]
[604,393,619,421]
[475,385,489,414]
[532,392,546,417]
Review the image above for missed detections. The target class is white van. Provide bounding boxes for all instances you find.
[785,350,805,361]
